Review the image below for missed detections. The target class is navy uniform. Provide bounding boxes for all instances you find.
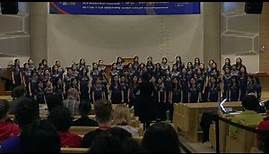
[208,83,220,102]
[180,73,189,103]
[230,77,240,101]
[120,80,129,103]
[51,72,61,87]
[22,68,32,94]
[90,68,99,84]
[188,84,199,103]
[223,73,232,100]
[157,80,166,120]
[92,81,104,102]
[129,82,139,109]
[64,74,73,93]
[238,73,248,101]
[116,62,124,75]
[12,64,22,87]
[80,74,90,101]
[146,61,155,75]
[160,63,169,77]
[35,81,46,104]
[110,80,122,104]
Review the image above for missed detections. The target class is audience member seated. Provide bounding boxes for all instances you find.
[72,100,98,126]
[112,104,139,137]
[11,86,26,100]
[121,137,145,153]
[89,131,122,153]
[110,127,132,140]
[111,127,144,153]
[89,127,140,153]
[0,100,20,144]
[46,93,63,113]
[229,94,264,138]
[20,120,61,153]
[82,100,112,148]
[257,117,269,153]
[257,100,269,153]
[48,106,82,148]
[141,122,181,153]
[0,97,39,153]
[63,88,80,116]
[9,86,27,114]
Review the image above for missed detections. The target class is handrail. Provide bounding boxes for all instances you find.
[211,113,269,153]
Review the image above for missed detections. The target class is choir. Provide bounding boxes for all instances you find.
[10,56,262,121]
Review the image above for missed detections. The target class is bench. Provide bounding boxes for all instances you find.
[61,148,89,153]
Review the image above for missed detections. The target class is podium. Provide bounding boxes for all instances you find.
[173,102,242,142]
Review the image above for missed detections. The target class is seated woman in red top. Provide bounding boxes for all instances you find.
[0,100,20,143]
[48,106,82,148]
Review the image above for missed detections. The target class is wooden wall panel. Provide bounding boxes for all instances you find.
[260,2,269,73]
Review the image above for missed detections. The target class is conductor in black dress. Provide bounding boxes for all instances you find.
[137,72,157,129]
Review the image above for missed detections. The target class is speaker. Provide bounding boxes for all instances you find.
[1,2,18,14]
[245,2,263,14]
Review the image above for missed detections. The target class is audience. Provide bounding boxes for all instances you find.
[110,127,144,153]
[121,138,144,153]
[45,94,63,113]
[142,122,181,153]
[11,85,26,99]
[9,85,27,114]
[229,95,264,138]
[257,117,269,153]
[82,100,112,148]
[63,88,80,116]
[20,120,61,153]
[72,100,98,126]
[112,104,139,137]
[48,106,82,148]
[89,127,141,153]
[110,127,132,140]
[257,100,269,152]
[0,100,20,143]
[0,97,39,153]
[89,131,122,153]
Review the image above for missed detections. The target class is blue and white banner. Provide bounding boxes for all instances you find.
[49,2,200,15]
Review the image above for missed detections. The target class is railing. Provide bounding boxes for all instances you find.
[211,113,269,153]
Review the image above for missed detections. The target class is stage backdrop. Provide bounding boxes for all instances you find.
[47,2,203,67]
[49,2,200,15]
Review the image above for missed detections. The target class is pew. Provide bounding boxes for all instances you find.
[60,136,143,153]
[0,95,12,101]
[73,115,95,120]
[61,148,89,153]
[70,126,99,135]
[133,136,143,143]
[70,126,144,137]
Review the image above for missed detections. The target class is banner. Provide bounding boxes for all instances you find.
[49,2,200,15]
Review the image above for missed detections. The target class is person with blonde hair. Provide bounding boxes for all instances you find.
[112,104,139,137]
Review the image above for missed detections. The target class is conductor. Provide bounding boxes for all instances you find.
[137,72,157,129]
